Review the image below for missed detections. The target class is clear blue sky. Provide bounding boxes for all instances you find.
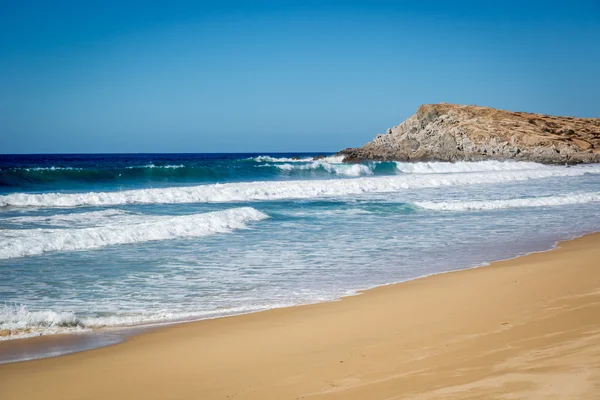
[1,0,599,154]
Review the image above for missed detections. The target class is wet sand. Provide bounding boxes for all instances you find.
[1,233,600,399]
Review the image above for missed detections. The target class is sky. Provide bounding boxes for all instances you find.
[1,0,599,154]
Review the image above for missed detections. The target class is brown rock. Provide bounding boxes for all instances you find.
[573,138,592,150]
[338,104,599,164]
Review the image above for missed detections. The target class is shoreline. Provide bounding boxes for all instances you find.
[0,230,593,364]
[1,232,600,398]
[0,229,596,364]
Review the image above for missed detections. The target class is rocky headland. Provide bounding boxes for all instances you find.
[338,104,600,164]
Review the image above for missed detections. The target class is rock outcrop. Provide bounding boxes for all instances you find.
[339,104,600,164]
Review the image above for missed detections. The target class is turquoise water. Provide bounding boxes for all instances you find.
[1,153,600,344]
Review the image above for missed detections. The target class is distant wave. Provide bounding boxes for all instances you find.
[249,155,349,163]
[249,155,317,162]
[272,161,374,176]
[0,207,268,259]
[125,164,185,169]
[2,165,185,172]
[0,156,352,188]
[2,164,599,209]
[416,192,600,211]
[0,166,85,172]
[395,160,546,174]
[0,164,206,188]
[1,159,554,189]
[254,154,375,176]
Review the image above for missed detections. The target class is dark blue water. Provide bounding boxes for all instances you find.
[0,153,399,193]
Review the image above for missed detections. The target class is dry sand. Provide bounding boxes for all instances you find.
[1,233,600,399]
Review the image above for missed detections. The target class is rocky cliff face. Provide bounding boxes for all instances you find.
[339,104,600,164]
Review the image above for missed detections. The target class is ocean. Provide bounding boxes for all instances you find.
[1,153,600,348]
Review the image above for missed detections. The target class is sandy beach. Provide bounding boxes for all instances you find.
[1,233,600,399]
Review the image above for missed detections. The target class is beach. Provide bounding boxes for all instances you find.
[3,1,599,398]
[1,233,599,399]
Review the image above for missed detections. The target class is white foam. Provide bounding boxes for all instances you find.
[317,155,346,163]
[250,155,313,162]
[395,160,546,174]
[250,155,345,163]
[125,164,185,169]
[0,304,80,330]
[0,302,295,340]
[416,192,600,211]
[274,161,373,176]
[2,164,598,209]
[0,207,269,259]
[2,166,83,172]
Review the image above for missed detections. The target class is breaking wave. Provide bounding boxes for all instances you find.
[416,192,600,211]
[394,160,546,174]
[0,207,269,259]
[254,154,375,176]
[248,155,314,162]
[273,161,373,176]
[249,155,346,163]
[2,164,599,209]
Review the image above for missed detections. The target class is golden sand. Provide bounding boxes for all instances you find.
[1,234,600,399]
